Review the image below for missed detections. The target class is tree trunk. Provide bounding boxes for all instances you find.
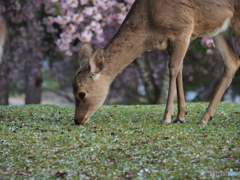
[24,19,43,104]
[25,61,42,104]
[135,53,159,104]
[0,22,8,105]
[0,62,9,105]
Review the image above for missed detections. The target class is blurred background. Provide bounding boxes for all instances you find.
[0,0,240,106]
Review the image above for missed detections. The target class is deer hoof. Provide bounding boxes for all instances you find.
[172,119,185,123]
[161,121,171,125]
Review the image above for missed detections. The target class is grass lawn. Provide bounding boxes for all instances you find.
[0,102,239,179]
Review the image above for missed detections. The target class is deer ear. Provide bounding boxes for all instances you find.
[89,47,104,75]
[79,42,93,66]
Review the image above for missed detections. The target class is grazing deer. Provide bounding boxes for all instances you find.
[72,0,240,125]
[0,16,6,64]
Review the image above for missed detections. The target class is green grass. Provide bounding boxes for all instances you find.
[0,102,239,179]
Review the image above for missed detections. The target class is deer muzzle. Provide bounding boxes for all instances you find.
[74,115,90,125]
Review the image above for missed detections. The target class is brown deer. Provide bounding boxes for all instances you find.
[72,0,240,125]
[0,16,6,63]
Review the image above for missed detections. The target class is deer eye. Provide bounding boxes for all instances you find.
[79,92,86,100]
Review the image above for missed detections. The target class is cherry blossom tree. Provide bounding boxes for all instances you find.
[0,0,137,104]
[0,0,55,104]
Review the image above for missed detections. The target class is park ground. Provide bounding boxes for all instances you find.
[0,102,239,179]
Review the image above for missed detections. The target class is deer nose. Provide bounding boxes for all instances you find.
[74,116,90,125]
[74,118,80,125]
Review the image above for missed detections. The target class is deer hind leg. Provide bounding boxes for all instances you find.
[232,12,240,65]
[162,37,190,124]
[232,10,240,39]
[199,30,239,124]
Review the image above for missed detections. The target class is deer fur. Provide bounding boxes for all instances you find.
[0,16,6,64]
[73,0,240,125]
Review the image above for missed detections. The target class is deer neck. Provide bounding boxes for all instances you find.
[102,31,146,83]
[101,0,148,83]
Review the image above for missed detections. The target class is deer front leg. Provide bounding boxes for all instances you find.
[199,31,239,124]
[173,65,186,123]
[161,68,178,124]
[162,38,190,124]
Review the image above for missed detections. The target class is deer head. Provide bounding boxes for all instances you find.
[72,43,109,125]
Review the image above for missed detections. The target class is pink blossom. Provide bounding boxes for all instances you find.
[56,39,70,51]
[80,31,93,42]
[202,69,208,74]
[13,2,21,10]
[80,0,89,5]
[117,3,127,12]
[124,0,135,3]
[83,7,95,16]
[72,14,83,24]
[93,13,102,21]
[90,21,102,33]
[65,24,76,34]
[44,17,55,25]
[44,3,55,14]
[188,76,193,81]
[65,50,73,56]
[93,0,108,10]
[201,37,208,46]
[60,32,72,43]
[54,15,71,25]
[72,32,79,39]
[46,26,57,33]
[97,35,104,42]
[60,2,69,10]
[66,0,78,8]
[206,49,213,55]
[19,27,27,36]
[116,13,127,23]
[206,39,215,48]
[201,37,215,48]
